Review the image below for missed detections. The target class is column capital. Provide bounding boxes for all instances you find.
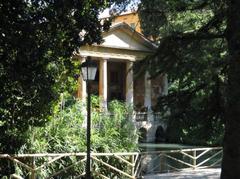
[101,57,109,60]
[79,55,89,61]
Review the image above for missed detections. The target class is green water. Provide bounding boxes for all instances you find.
[138,143,198,173]
[138,143,219,173]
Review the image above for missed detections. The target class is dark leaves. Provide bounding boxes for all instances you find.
[0,0,110,154]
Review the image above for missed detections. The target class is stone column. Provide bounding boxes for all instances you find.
[78,57,87,102]
[144,71,152,110]
[144,71,154,141]
[78,57,87,128]
[99,58,108,109]
[126,61,134,104]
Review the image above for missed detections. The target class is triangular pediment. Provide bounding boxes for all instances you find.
[78,23,156,61]
[100,23,156,52]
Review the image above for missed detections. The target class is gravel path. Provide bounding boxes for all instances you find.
[143,168,221,179]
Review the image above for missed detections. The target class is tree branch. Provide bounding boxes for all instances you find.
[139,1,210,13]
[172,32,225,41]
[198,10,226,33]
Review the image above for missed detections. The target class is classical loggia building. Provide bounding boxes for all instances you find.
[75,22,168,142]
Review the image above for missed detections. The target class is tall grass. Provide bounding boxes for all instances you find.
[17,96,138,177]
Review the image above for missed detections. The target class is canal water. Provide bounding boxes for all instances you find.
[138,143,201,174]
[139,143,198,151]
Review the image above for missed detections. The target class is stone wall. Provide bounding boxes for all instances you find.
[134,73,166,110]
[151,74,165,107]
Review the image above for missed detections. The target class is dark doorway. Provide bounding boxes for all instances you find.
[155,126,166,143]
[139,127,147,143]
[107,61,126,101]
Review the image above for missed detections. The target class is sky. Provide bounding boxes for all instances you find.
[99,0,140,19]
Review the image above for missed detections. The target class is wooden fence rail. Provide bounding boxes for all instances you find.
[0,147,222,179]
[138,147,222,175]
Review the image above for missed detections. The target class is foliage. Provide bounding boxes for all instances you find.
[17,96,137,177]
[156,37,226,146]
[0,0,110,152]
[0,0,136,176]
[137,0,240,177]
[0,0,132,175]
[135,0,227,146]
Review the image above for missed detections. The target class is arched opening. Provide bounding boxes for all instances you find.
[138,127,147,143]
[155,126,166,143]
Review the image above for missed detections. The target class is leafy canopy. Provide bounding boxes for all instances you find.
[0,0,113,154]
[136,0,227,145]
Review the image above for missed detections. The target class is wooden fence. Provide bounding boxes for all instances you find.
[138,147,222,175]
[0,147,222,179]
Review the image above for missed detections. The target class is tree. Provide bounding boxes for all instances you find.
[137,0,240,178]
[135,0,226,146]
[0,0,117,175]
[221,1,240,178]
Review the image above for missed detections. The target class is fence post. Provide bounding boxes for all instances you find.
[30,157,35,179]
[193,150,196,169]
[131,155,135,177]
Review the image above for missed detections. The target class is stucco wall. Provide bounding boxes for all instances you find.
[112,12,142,34]
[134,73,165,110]
[151,75,165,107]
[134,74,145,109]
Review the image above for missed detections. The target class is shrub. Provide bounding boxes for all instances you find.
[18,96,138,177]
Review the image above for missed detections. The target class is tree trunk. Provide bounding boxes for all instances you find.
[221,0,240,178]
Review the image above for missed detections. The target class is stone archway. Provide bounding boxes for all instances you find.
[138,127,147,143]
[155,125,166,143]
